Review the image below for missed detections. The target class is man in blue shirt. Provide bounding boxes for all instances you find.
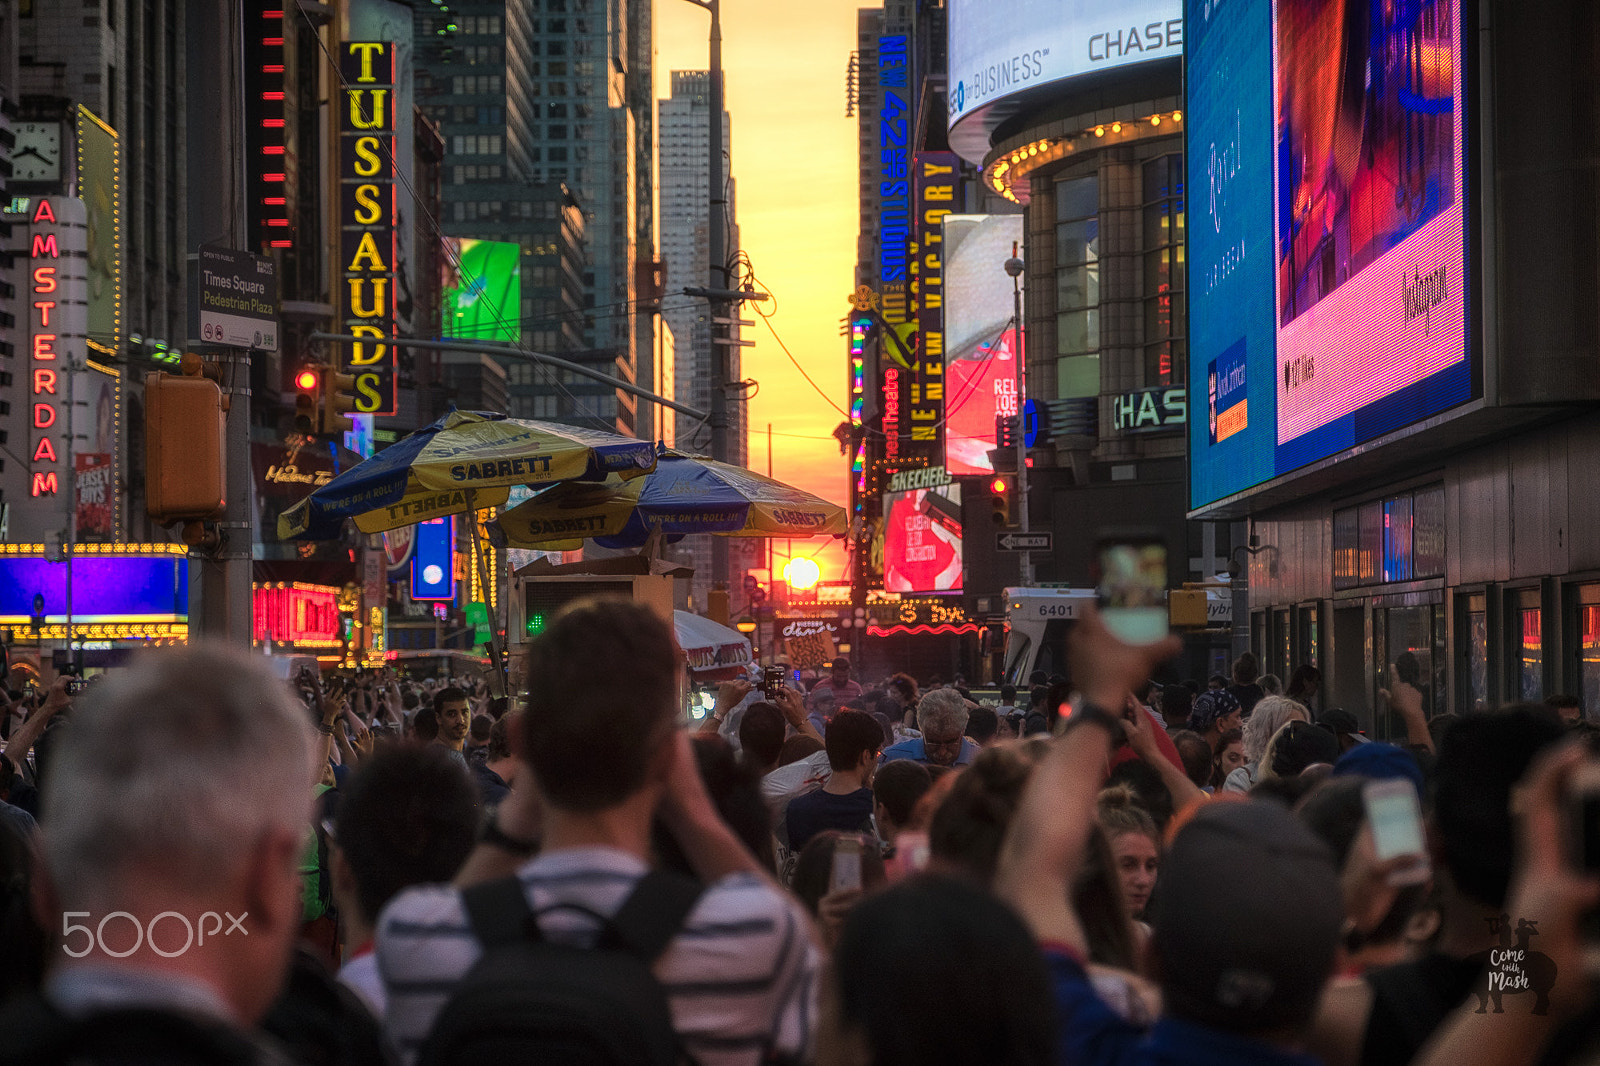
[880,688,979,768]
[784,709,881,851]
[996,610,1345,1066]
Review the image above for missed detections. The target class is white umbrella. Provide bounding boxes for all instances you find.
[674,610,753,679]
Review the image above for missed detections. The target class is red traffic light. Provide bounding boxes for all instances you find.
[990,476,1010,495]
[294,368,320,392]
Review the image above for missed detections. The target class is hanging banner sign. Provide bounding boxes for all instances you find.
[339,41,399,415]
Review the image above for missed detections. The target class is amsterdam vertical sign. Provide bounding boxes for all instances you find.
[27,199,88,511]
[340,41,398,415]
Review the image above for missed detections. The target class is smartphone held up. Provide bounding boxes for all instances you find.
[1095,534,1170,646]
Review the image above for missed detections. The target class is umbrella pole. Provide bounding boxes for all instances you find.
[474,509,509,699]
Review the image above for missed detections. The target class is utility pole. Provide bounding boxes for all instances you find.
[1005,244,1033,585]
[706,0,730,594]
[185,0,253,643]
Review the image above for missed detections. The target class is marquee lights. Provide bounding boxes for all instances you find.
[850,318,869,492]
[985,111,1184,204]
[0,541,189,557]
[253,582,343,648]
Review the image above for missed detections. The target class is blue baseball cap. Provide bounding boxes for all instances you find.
[1330,742,1425,798]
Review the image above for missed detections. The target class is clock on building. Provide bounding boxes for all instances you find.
[13,121,63,184]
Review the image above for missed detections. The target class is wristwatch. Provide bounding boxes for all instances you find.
[478,807,538,855]
[1064,694,1123,736]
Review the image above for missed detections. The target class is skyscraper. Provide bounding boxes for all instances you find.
[659,69,748,612]
[658,71,742,463]
[413,0,655,438]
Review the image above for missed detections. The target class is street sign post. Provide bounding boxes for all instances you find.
[996,531,1052,552]
[190,244,280,351]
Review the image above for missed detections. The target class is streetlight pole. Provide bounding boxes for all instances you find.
[1005,245,1033,585]
[680,0,731,595]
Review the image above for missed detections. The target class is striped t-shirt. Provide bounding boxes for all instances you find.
[375,845,821,1066]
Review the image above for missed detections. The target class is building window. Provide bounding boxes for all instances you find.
[1332,484,1445,590]
[1142,154,1186,386]
[1053,174,1099,398]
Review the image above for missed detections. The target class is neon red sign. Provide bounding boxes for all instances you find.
[29,199,61,498]
[253,584,343,647]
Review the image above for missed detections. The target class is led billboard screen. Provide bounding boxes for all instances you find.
[1188,0,1472,510]
[882,483,964,594]
[943,214,1023,477]
[442,238,521,342]
[948,0,1183,129]
[411,515,456,601]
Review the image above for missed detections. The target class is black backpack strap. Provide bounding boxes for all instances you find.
[602,870,705,963]
[460,875,539,948]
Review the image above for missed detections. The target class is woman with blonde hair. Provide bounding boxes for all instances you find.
[1221,694,1309,793]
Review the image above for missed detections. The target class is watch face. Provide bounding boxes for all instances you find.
[13,122,62,184]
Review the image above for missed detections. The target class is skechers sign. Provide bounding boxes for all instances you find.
[948,1,1183,128]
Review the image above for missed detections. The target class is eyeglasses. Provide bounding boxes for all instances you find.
[924,734,963,750]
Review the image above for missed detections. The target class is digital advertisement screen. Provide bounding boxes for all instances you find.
[441,238,521,343]
[947,0,1183,129]
[943,215,1023,477]
[1188,0,1473,510]
[0,556,188,623]
[411,515,456,601]
[882,484,964,594]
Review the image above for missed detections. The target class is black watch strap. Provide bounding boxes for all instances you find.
[1067,697,1124,735]
[479,808,538,855]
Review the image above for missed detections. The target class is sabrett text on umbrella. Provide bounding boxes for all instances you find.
[384,489,483,521]
[521,515,609,535]
[450,456,553,481]
[771,509,829,527]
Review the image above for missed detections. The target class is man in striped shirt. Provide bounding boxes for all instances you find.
[376,599,821,1065]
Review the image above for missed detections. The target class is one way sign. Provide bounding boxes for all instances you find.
[996,531,1052,552]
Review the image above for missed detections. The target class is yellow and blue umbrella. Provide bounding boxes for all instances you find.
[488,448,846,550]
[278,410,656,540]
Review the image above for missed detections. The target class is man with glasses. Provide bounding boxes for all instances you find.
[880,689,979,769]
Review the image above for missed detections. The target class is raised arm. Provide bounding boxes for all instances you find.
[3,677,71,780]
[700,679,753,736]
[1410,742,1599,1066]
[996,609,1182,954]
[1122,700,1206,812]
[772,685,824,745]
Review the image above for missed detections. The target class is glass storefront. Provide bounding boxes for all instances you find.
[1463,592,1488,713]
[1374,600,1445,742]
[1581,601,1600,714]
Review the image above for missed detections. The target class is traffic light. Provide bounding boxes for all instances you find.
[145,370,226,525]
[320,368,358,436]
[293,366,320,435]
[989,475,1014,527]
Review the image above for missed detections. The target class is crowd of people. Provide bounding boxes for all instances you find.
[1,599,1599,1066]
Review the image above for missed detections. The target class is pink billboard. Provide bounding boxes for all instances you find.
[943,214,1024,476]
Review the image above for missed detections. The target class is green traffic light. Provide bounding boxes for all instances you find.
[526,613,545,636]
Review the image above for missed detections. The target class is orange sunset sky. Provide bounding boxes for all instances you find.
[654,0,860,582]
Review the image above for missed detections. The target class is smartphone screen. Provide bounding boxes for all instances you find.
[1570,763,1600,874]
[1097,538,1169,646]
[1364,780,1430,884]
[830,836,863,894]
